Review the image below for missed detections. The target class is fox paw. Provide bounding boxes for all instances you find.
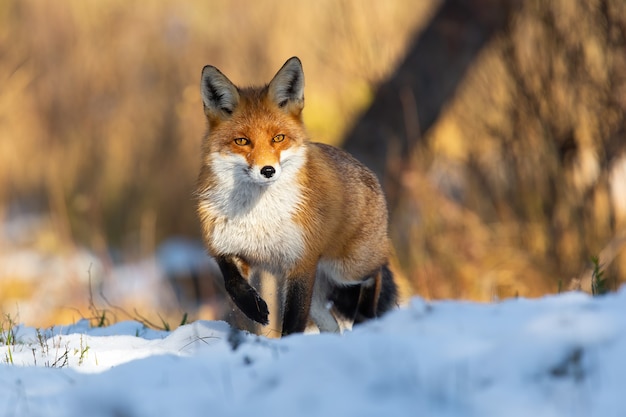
[234,289,269,325]
[248,291,269,325]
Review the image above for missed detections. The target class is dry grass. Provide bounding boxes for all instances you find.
[392,0,626,299]
[0,0,427,248]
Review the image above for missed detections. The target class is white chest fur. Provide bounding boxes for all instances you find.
[200,148,307,270]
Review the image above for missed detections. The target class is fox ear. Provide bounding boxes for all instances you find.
[268,57,304,115]
[200,65,240,120]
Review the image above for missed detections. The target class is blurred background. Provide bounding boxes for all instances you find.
[1,0,625,329]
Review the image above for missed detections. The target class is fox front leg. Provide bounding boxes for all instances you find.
[282,272,316,336]
[217,256,269,325]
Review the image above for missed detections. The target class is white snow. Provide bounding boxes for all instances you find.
[2,288,626,417]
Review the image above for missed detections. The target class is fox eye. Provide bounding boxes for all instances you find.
[272,134,285,143]
[234,138,250,146]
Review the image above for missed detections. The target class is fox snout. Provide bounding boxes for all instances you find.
[249,163,281,184]
[260,165,276,178]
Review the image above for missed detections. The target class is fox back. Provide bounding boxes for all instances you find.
[196,57,398,336]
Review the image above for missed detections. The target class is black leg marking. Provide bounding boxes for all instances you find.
[355,276,379,323]
[377,264,398,314]
[330,264,398,326]
[217,257,269,325]
[354,265,398,323]
[329,284,361,321]
[282,277,313,336]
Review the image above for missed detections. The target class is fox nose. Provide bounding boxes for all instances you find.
[260,166,276,179]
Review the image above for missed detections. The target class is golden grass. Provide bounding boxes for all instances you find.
[0,0,429,248]
[392,0,626,300]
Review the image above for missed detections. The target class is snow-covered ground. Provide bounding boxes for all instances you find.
[2,288,625,417]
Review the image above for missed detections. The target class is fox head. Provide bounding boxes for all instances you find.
[200,57,307,186]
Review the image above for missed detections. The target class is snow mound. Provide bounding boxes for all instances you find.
[2,289,626,416]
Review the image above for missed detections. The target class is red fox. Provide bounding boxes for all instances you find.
[196,57,397,336]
